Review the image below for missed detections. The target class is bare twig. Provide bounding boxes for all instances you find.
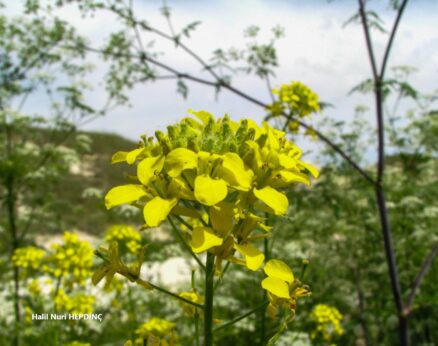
[358,0,410,344]
[380,0,409,79]
[404,241,438,316]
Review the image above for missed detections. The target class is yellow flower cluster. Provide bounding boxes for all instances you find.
[65,342,92,346]
[310,304,344,341]
[12,246,46,271]
[178,291,204,317]
[124,318,177,346]
[271,81,320,117]
[54,289,95,314]
[136,318,175,338]
[261,259,310,318]
[24,306,33,324]
[105,110,318,272]
[104,224,142,254]
[268,81,320,134]
[43,232,94,286]
[28,279,41,296]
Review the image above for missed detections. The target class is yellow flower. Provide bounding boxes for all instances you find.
[44,232,94,286]
[178,291,204,316]
[268,81,320,135]
[104,224,142,253]
[12,246,46,271]
[310,304,344,341]
[54,289,95,314]
[136,317,175,336]
[28,279,41,296]
[271,81,320,117]
[261,259,310,318]
[24,306,33,324]
[104,111,318,272]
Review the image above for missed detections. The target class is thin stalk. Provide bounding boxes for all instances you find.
[5,124,20,346]
[137,279,204,309]
[213,261,230,291]
[214,301,269,333]
[405,241,438,315]
[194,312,200,346]
[168,216,206,271]
[358,0,410,344]
[355,270,371,346]
[204,253,215,346]
[260,237,269,344]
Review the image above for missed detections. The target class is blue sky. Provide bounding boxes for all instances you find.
[6,0,438,161]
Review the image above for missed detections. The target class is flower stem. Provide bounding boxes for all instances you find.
[168,216,206,271]
[213,301,269,333]
[213,261,230,291]
[136,278,204,309]
[195,311,200,346]
[204,253,215,346]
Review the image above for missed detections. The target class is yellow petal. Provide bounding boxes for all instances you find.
[105,184,146,209]
[210,202,234,237]
[171,205,201,218]
[194,175,227,206]
[143,197,177,227]
[188,109,214,125]
[246,119,263,139]
[294,287,311,297]
[190,227,223,253]
[267,170,310,188]
[261,277,290,299]
[166,148,198,177]
[267,302,279,319]
[263,122,281,151]
[264,259,294,284]
[278,154,297,170]
[218,153,253,191]
[297,161,319,178]
[234,243,265,271]
[126,148,144,164]
[253,187,288,215]
[137,155,165,185]
[111,151,128,164]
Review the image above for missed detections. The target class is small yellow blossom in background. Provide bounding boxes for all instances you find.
[261,259,311,319]
[310,304,344,343]
[65,342,92,346]
[24,306,33,324]
[12,246,46,272]
[28,279,41,296]
[43,232,94,286]
[178,291,204,317]
[273,81,320,116]
[267,81,321,135]
[133,318,177,346]
[104,224,142,253]
[104,111,318,274]
[54,289,95,314]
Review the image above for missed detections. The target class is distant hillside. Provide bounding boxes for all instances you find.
[54,130,139,235]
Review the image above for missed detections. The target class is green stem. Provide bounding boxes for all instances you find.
[136,279,204,309]
[214,301,269,333]
[168,216,206,271]
[195,311,200,346]
[260,236,269,344]
[5,125,20,346]
[213,261,230,291]
[204,253,215,346]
